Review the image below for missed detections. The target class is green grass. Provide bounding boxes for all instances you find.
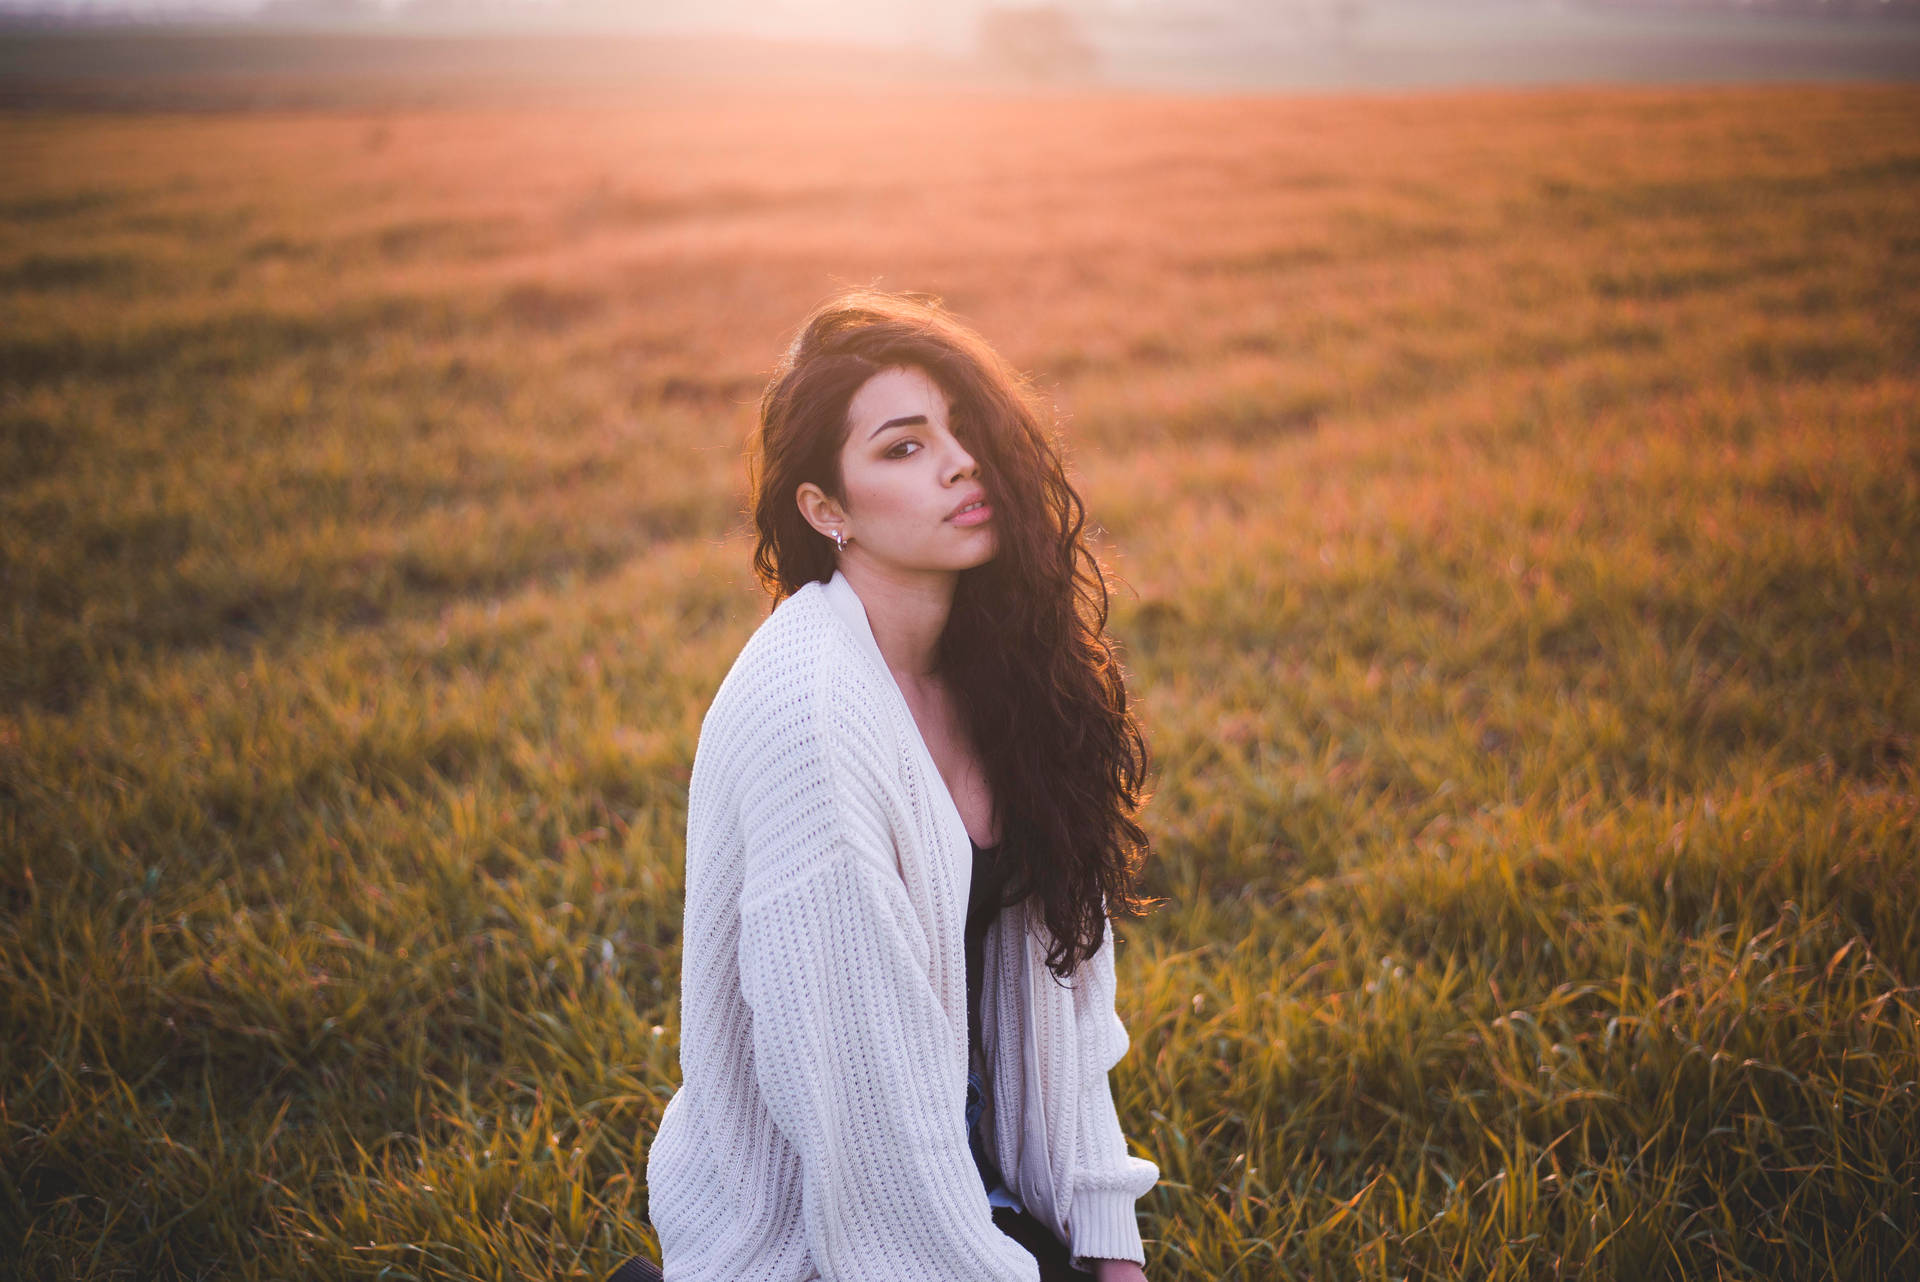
[3,84,1917,1279]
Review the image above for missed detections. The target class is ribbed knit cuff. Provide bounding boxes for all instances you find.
[1068,1190,1145,1267]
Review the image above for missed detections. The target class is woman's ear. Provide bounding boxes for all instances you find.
[795,482,848,543]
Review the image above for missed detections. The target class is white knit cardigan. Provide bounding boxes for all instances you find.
[646,569,1159,1281]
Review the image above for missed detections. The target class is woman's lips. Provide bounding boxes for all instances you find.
[949,500,993,526]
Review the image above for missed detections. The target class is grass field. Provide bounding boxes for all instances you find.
[3,82,1918,1280]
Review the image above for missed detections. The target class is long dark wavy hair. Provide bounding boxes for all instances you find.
[748,288,1152,978]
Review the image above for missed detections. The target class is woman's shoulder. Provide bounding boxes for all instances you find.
[690,582,912,861]
[700,580,894,750]
[712,581,836,696]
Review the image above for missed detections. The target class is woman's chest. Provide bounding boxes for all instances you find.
[897,679,998,848]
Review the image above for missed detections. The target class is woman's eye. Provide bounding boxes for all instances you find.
[886,440,921,459]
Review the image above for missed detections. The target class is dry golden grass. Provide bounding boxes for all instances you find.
[3,83,1917,1279]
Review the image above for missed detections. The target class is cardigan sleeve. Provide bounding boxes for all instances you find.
[1063,915,1161,1269]
[732,683,1039,1282]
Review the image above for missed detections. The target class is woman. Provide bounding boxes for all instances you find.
[633,289,1159,1281]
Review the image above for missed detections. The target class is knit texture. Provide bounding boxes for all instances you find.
[647,570,1158,1280]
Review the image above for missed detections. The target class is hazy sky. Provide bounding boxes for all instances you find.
[13,0,1920,32]
[9,0,1919,91]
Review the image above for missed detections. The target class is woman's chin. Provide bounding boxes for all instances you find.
[960,535,999,569]
[857,542,997,576]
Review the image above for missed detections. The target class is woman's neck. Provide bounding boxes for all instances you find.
[837,558,955,682]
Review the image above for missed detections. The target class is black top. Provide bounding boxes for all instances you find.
[965,835,1016,1057]
[964,834,1014,1193]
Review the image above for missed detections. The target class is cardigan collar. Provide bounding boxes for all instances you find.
[818,567,978,859]
[820,569,889,676]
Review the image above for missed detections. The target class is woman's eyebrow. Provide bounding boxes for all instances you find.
[869,414,928,439]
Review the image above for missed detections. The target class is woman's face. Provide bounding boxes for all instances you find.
[799,364,998,575]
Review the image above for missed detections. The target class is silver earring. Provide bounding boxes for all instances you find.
[832,529,846,551]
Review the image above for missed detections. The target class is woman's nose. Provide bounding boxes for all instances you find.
[945,439,979,483]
